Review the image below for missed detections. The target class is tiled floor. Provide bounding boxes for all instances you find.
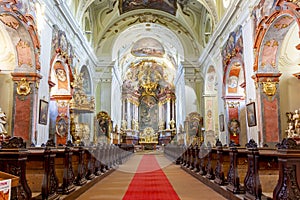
[76,152,226,200]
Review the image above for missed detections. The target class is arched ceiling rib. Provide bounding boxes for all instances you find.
[68,0,219,60]
[112,23,184,61]
[95,11,202,59]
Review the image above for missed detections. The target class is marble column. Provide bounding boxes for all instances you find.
[252,73,281,147]
[166,99,171,129]
[11,72,42,143]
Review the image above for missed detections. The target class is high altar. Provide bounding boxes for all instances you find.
[120,60,176,146]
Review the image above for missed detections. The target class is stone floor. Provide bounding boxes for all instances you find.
[75,151,226,200]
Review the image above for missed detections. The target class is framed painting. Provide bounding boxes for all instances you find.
[246,102,257,127]
[56,115,68,137]
[219,114,224,132]
[38,100,48,125]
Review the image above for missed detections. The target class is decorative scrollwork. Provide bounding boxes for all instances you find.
[45,139,56,147]
[246,139,258,149]
[216,139,222,147]
[1,137,26,149]
[276,138,300,150]
[16,78,32,96]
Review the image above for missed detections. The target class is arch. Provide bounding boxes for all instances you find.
[0,1,41,145]
[0,21,16,136]
[185,85,198,115]
[252,0,300,146]
[0,7,40,71]
[0,21,16,72]
[112,23,184,61]
[253,0,300,72]
[49,50,73,97]
[223,60,245,97]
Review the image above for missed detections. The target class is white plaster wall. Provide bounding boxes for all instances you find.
[175,68,186,129]
[242,16,259,145]
[36,17,53,146]
[184,85,198,115]
[34,1,98,146]
[99,82,112,114]
[111,73,122,130]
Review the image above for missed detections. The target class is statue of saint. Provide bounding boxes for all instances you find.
[293,109,299,128]
[121,120,127,130]
[0,108,7,135]
[169,119,176,129]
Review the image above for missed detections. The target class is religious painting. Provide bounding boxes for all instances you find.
[51,25,60,57]
[222,25,243,68]
[80,66,91,94]
[205,66,217,93]
[68,44,75,68]
[16,0,36,17]
[228,118,240,144]
[51,61,71,95]
[252,0,277,29]
[246,102,257,127]
[185,112,203,137]
[261,39,278,68]
[16,40,32,67]
[55,115,68,137]
[119,0,177,15]
[219,114,224,132]
[38,100,48,125]
[139,95,158,131]
[58,30,68,53]
[96,111,112,138]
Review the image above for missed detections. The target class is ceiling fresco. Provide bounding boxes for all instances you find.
[119,0,177,15]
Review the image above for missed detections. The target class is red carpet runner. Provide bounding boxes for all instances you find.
[122,155,180,200]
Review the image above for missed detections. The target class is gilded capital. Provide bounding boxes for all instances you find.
[262,79,277,96]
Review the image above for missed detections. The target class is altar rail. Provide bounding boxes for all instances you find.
[0,137,133,200]
[164,138,300,200]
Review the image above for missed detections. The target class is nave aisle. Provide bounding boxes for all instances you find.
[76,152,226,200]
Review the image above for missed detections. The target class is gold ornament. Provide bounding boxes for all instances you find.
[16,78,31,96]
[262,79,277,96]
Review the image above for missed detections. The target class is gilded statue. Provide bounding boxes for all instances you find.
[158,121,165,130]
[169,119,176,129]
[70,69,95,111]
[121,120,127,130]
[139,127,158,144]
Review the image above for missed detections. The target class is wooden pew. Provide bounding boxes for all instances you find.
[0,137,32,200]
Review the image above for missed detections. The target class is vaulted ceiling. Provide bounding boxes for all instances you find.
[66,0,230,79]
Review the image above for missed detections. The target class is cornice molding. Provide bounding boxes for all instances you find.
[44,0,99,67]
[198,0,252,67]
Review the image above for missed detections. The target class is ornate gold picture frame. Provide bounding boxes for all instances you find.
[38,100,48,125]
[246,102,257,127]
